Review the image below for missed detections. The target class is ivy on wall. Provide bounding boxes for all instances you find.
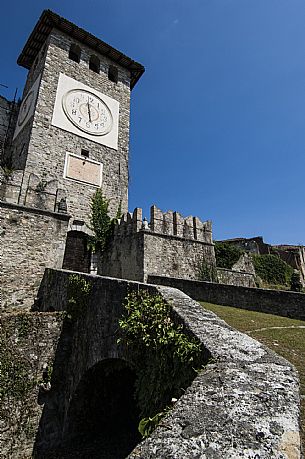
[0,315,53,454]
[197,260,218,282]
[252,254,293,288]
[88,189,121,253]
[118,290,206,435]
[67,274,92,320]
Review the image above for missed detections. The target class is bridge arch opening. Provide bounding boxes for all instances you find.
[62,358,141,458]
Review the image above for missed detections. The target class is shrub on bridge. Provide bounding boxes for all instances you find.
[118,290,205,434]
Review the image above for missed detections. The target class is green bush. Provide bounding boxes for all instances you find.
[67,274,92,320]
[88,190,121,253]
[252,254,293,287]
[290,270,303,292]
[214,242,244,269]
[118,291,205,422]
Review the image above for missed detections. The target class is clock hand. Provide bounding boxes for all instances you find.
[87,98,92,123]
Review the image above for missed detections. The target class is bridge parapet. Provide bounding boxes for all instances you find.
[0,269,301,457]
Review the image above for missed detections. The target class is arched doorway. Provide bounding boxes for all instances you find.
[62,359,141,458]
[62,230,91,273]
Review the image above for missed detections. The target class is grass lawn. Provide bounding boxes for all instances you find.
[200,302,305,450]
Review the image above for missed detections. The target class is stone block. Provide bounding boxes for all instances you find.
[150,205,163,233]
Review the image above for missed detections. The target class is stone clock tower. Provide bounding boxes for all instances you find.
[11,10,144,220]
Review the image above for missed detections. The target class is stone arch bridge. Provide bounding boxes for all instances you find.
[0,269,301,458]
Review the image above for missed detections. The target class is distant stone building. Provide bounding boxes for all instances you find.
[272,245,305,286]
[217,236,270,255]
[218,236,305,286]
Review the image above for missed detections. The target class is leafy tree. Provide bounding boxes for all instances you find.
[214,242,244,269]
[88,190,121,252]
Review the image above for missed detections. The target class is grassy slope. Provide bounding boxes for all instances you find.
[200,302,305,450]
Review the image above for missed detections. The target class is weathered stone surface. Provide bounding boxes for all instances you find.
[232,252,256,275]
[128,286,301,459]
[11,25,132,221]
[0,201,69,311]
[0,312,64,459]
[216,266,256,287]
[0,270,301,457]
[99,206,216,282]
[0,95,19,163]
[147,275,305,321]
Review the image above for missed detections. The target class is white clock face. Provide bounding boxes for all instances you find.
[62,89,113,136]
[13,74,41,140]
[52,73,119,149]
[18,91,34,126]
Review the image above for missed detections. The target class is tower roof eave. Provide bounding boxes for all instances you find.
[17,9,145,90]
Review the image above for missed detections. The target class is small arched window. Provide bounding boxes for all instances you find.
[89,55,100,74]
[69,44,81,63]
[108,65,118,83]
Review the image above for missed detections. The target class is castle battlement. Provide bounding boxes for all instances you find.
[113,205,212,243]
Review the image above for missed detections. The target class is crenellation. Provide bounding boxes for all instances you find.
[100,205,216,282]
[117,213,127,236]
[183,215,194,239]
[150,205,163,233]
[126,212,133,235]
[193,216,204,241]
[163,210,174,235]
[173,211,184,237]
[132,207,142,232]
[193,217,213,243]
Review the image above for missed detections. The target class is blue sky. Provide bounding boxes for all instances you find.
[1,0,305,244]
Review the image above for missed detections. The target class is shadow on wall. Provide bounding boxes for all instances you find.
[33,327,141,458]
[62,359,140,457]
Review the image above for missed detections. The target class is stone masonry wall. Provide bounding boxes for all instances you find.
[0,95,11,157]
[34,270,301,457]
[0,201,70,311]
[143,231,215,281]
[147,275,305,321]
[100,231,145,281]
[0,270,301,456]
[129,285,301,459]
[99,206,215,282]
[0,168,67,213]
[0,312,64,459]
[216,267,256,287]
[0,95,19,164]
[13,27,131,221]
